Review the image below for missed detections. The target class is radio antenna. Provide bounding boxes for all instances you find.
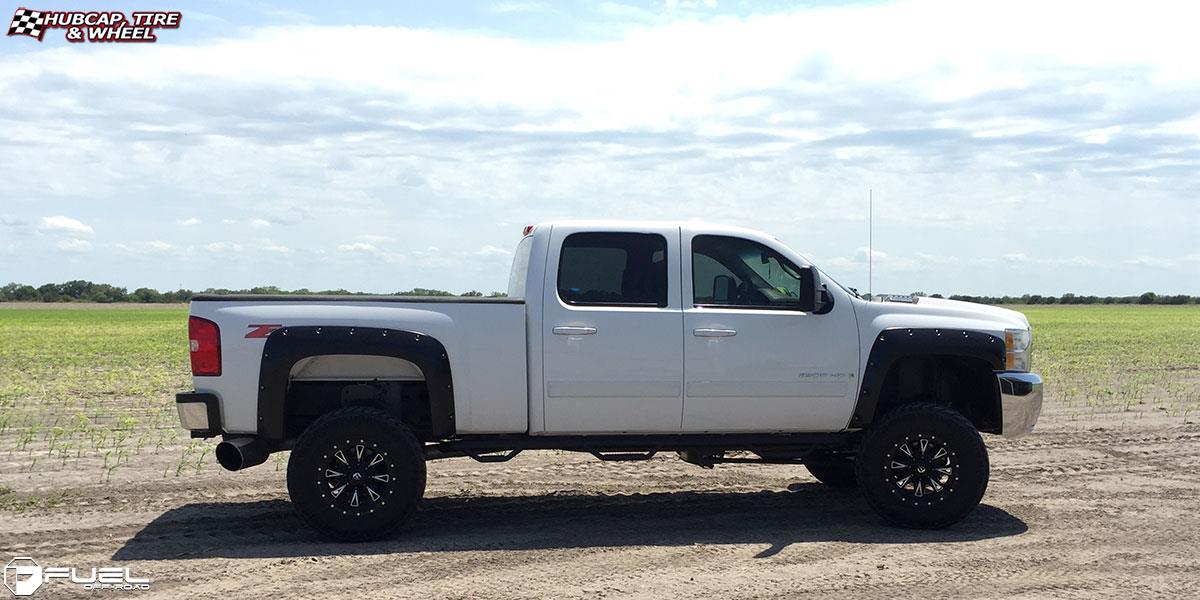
[868,188,873,300]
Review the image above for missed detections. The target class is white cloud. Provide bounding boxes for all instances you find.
[177,217,201,226]
[204,242,244,253]
[337,242,378,253]
[1121,254,1200,268]
[9,1,1196,137]
[39,215,93,235]
[826,247,922,271]
[475,244,513,257]
[56,238,93,252]
[113,240,176,254]
[250,219,272,229]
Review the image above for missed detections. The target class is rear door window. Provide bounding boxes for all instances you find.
[557,232,668,307]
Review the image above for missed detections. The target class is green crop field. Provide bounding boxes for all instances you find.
[1021,305,1200,416]
[0,303,1197,492]
[0,304,199,490]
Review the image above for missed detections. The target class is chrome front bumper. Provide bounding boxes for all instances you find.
[997,372,1043,439]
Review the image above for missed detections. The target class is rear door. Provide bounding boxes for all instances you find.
[541,225,684,433]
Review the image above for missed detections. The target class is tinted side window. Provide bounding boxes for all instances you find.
[692,235,812,309]
[558,233,668,307]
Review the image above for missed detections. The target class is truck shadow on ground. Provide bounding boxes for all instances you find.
[113,484,1027,561]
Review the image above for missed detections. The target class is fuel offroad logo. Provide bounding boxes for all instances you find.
[7,7,180,43]
[3,557,151,596]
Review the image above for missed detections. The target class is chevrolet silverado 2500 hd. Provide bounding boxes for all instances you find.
[176,221,1042,541]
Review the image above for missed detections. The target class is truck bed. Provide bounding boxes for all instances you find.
[189,296,529,435]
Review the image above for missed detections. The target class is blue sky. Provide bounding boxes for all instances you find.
[1,0,1197,295]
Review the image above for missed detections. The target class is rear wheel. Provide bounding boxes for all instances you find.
[287,406,426,542]
[803,453,858,488]
[856,402,989,529]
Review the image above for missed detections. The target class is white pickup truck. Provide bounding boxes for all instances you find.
[177,221,1042,541]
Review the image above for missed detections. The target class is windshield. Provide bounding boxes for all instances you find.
[778,242,860,300]
[818,267,860,299]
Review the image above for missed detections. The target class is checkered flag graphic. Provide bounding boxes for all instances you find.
[8,8,47,40]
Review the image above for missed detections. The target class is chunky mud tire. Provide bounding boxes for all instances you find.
[856,402,989,529]
[804,454,859,488]
[287,406,426,542]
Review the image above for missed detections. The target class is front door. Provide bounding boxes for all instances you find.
[681,231,859,432]
[541,226,684,433]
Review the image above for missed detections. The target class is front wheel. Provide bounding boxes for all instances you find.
[855,402,989,529]
[287,406,426,542]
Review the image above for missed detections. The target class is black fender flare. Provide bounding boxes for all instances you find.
[256,326,454,442]
[849,327,1005,428]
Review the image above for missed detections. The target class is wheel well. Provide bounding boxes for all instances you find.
[875,355,1001,434]
[257,326,456,444]
[284,379,433,442]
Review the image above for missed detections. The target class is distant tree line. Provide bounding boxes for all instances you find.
[0,281,507,303]
[904,292,1197,305]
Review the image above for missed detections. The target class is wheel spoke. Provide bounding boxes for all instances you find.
[885,434,954,505]
[324,443,392,515]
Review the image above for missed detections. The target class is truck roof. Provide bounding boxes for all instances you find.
[533,220,773,239]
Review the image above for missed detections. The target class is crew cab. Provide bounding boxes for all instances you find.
[176,221,1042,541]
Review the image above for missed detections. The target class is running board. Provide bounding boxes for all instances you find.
[425,432,860,462]
[591,450,657,462]
[468,449,523,463]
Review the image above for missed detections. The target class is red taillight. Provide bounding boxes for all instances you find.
[522,224,535,236]
[189,316,221,376]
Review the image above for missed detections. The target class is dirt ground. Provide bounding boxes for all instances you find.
[3,404,1199,599]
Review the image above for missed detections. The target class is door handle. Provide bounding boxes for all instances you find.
[553,326,597,336]
[693,328,736,337]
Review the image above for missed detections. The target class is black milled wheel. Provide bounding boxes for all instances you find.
[287,406,425,542]
[856,402,989,529]
[803,453,859,488]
